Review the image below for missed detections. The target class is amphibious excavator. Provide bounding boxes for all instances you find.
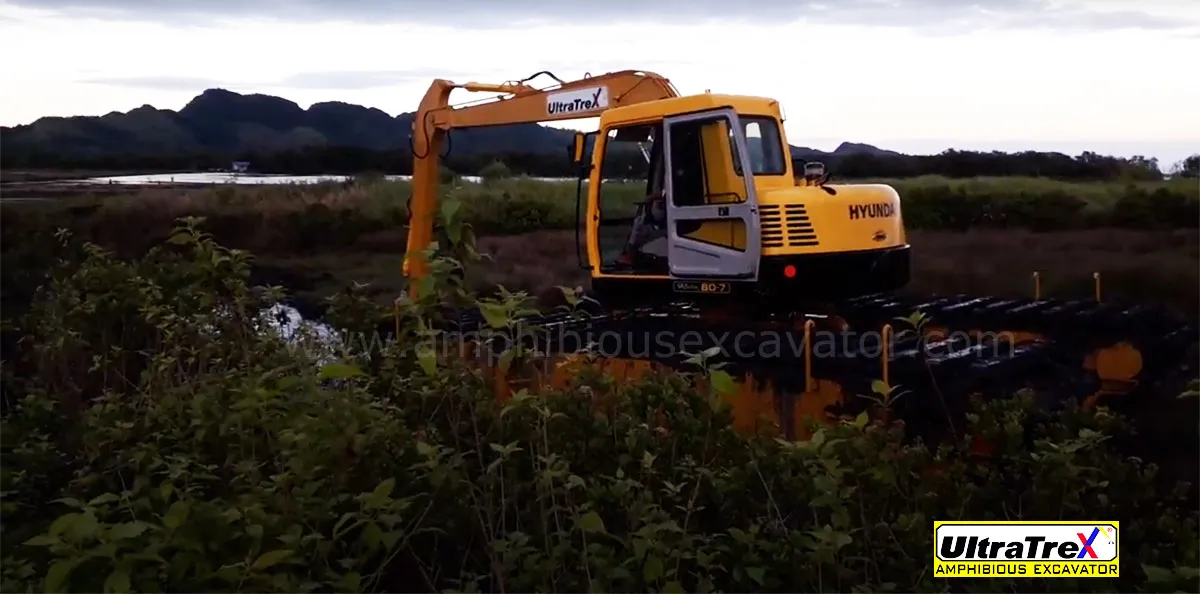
[405,69,909,311]
[402,69,1197,449]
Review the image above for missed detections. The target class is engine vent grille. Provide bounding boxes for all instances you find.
[760,204,819,248]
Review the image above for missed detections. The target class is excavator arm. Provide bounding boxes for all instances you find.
[404,70,680,292]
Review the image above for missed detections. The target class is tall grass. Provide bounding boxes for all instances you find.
[2,174,1195,260]
[99,174,1195,216]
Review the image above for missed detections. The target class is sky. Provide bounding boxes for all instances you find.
[0,0,1197,165]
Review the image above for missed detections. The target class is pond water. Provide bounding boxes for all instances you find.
[79,172,577,185]
[263,303,343,366]
[265,303,338,344]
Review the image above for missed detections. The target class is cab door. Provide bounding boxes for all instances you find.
[663,108,761,281]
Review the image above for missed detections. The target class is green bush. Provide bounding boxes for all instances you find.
[1,219,1197,593]
[479,160,513,183]
[888,176,1197,231]
[1110,185,1200,229]
[894,181,1089,230]
[439,165,460,185]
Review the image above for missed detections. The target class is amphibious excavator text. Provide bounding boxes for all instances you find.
[402,69,1197,453]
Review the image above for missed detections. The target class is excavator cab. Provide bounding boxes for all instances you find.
[578,102,766,307]
[576,94,912,310]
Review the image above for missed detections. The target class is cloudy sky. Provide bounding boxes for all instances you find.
[0,0,1197,163]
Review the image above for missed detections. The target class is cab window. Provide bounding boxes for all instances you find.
[731,116,787,176]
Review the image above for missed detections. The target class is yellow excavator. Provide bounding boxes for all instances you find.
[401,69,1196,451]
[404,70,910,311]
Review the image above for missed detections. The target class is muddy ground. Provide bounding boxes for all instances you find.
[254,227,1199,321]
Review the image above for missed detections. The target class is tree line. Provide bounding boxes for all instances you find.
[3,144,1196,181]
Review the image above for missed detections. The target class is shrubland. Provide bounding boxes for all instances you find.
[1,215,1198,593]
[2,175,1196,258]
[3,174,1197,327]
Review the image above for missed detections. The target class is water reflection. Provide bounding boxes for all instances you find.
[79,172,578,185]
[262,303,342,365]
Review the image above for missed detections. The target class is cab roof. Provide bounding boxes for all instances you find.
[601,93,782,125]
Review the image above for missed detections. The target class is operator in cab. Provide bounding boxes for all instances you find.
[616,188,667,266]
[617,126,670,267]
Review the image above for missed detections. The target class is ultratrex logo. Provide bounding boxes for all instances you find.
[933,522,1119,578]
[848,202,894,220]
[547,86,609,115]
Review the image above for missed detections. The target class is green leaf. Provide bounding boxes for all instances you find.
[853,411,870,428]
[251,549,294,571]
[88,493,121,507]
[332,512,358,540]
[361,522,384,550]
[498,348,516,374]
[746,566,765,585]
[662,581,684,594]
[643,555,664,582]
[369,478,395,507]
[810,428,826,448]
[709,369,736,396]
[1142,564,1173,584]
[48,513,79,536]
[555,285,580,306]
[44,559,78,593]
[445,219,463,244]
[834,531,853,549]
[104,568,131,593]
[462,227,479,254]
[441,197,462,225]
[341,571,362,592]
[318,362,364,380]
[23,534,58,547]
[108,522,151,541]
[69,511,99,540]
[871,379,891,397]
[52,498,84,510]
[417,348,437,376]
[478,302,509,329]
[642,451,656,469]
[578,511,606,534]
[162,500,190,529]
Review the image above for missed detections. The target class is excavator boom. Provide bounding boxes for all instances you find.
[404,70,679,288]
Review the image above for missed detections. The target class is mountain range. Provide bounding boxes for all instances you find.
[0,88,901,161]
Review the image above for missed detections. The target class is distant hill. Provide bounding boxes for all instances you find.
[0,88,900,162]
